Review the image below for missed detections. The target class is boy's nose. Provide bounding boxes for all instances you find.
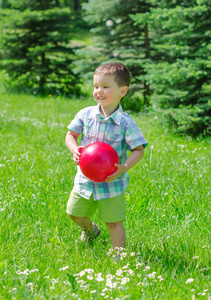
[98,88,104,94]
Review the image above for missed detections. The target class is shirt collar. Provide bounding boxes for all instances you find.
[96,104,123,125]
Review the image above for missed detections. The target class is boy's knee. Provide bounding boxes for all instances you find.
[105,222,121,230]
[68,214,78,221]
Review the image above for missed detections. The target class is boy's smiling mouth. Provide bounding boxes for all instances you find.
[98,96,106,100]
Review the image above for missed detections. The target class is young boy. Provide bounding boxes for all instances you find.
[65,62,147,248]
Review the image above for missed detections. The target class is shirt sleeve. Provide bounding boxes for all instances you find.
[67,109,84,133]
[125,121,148,151]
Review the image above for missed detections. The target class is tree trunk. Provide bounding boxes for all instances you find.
[74,0,80,11]
[143,24,150,106]
[40,52,46,91]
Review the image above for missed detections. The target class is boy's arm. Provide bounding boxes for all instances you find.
[106,145,144,182]
[65,130,84,165]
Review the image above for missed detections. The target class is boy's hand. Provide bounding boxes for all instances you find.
[72,146,85,165]
[105,164,127,182]
[106,145,144,182]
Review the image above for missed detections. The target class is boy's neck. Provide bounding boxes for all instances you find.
[99,104,119,118]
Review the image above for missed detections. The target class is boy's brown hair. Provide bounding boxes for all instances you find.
[94,62,131,87]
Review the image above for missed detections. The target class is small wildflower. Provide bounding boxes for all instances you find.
[107,249,113,256]
[122,264,130,269]
[30,269,39,273]
[148,272,156,279]
[87,275,93,280]
[136,263,143,268]
[116,269,123,276]
[186,278,194,284]
[12,288,17,292]
[115,247,125,255]
[79,271,85,277]
[130,252,135,256]
[157,275,164,282]
[85,269,94,274]
[59,266,69,271]
[120,252,127,258]
[51,279,59,284]
[27,282,33,288]
[95,276,104,282]
[82,285,89,291]
[106,281,117,288]
[115,247,124,251]
[91,290,97,294]
[77,280,86,286]
[193,256,199,259]
[106,274,115,280]
[127,269,134,276]
[121,277,130,285]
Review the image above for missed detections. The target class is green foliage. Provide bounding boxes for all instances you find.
[77,0,153,106]
[2,0,83,10]
[121,91,145,112]
[167,103,211,136]
[0,6,82,95]
[7,0,60,10]
[131,0,211,136]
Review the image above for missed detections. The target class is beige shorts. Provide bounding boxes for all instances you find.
[66,188,126,223]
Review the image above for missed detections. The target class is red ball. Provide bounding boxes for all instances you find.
[79,142,119,182]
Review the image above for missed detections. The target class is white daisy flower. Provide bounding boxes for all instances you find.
[186,278,194,284]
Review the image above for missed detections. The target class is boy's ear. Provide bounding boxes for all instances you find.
[120,86,128,97]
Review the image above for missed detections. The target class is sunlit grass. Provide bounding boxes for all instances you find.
[0,85,210,299]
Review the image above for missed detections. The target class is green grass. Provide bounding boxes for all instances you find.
[0,84,210,299]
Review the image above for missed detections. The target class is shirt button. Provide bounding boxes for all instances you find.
[110,138,114,142]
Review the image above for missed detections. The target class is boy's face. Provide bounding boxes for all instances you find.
[93,75,128,111]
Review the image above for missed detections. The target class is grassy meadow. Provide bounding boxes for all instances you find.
[0,79,210,299]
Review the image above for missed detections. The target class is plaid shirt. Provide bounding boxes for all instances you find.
[67,104,147,200]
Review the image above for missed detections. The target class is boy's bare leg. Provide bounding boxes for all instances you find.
[105,221,126,248]
[68,215,93,231]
